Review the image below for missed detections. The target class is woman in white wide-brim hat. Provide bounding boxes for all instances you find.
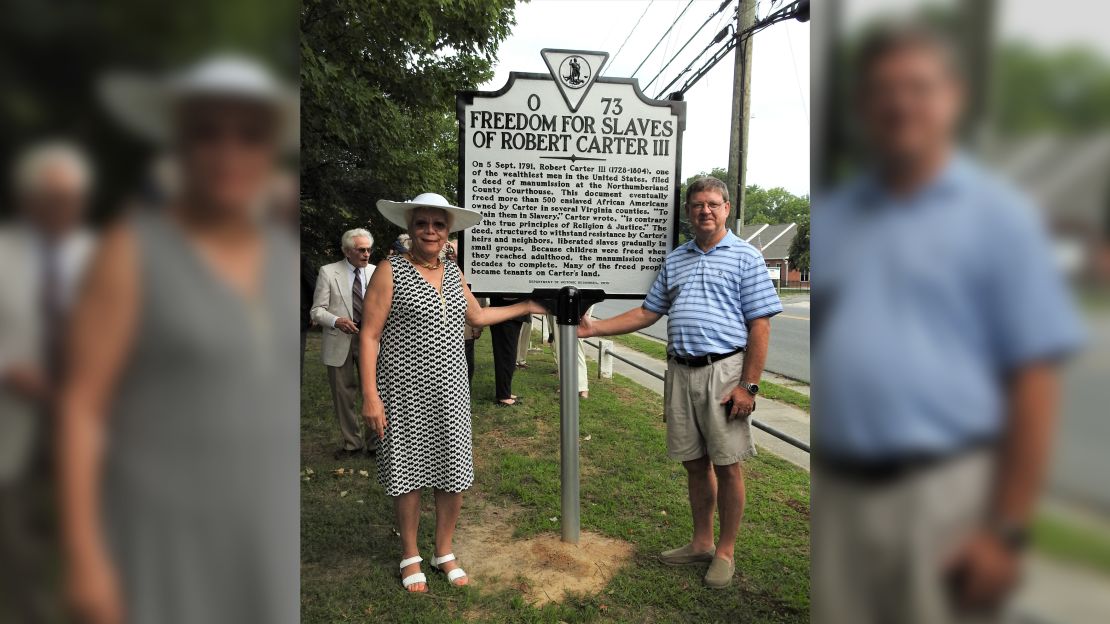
[360,193,545,593]
[58,55,299,624]
[99,54,299,150]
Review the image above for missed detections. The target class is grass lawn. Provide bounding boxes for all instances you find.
[606,333,810,413]
[301,332,810,623]
[757,384,810,413]
[1079,287,1109,312]
[607,332,669,361]
[1033,510,1110,576]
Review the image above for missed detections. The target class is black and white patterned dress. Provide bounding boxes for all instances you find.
[376,258,474,496]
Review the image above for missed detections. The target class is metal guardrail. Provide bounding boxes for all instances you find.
[583,339,663,378]
[530,316,810,454]
[749,420,811,453]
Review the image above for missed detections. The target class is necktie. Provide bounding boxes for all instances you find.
[352,267,363,326]
[41,242,64,378]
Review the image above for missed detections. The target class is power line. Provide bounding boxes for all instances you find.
[655,0,808,99]
[642,0,735,93]
[785,24,809,122]
[654,1,684,84]
[608,0,656,74]
[630,0,696,78]
[652,22,734,99]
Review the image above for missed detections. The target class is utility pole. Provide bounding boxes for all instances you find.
[812,0,839,191]
[960,0,996,151]
[727,0,757,232]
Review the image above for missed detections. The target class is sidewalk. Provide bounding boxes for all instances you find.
[765,370,810,396]
[1014,554,1110,623]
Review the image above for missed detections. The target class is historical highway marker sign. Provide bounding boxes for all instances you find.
[457,48,686,298]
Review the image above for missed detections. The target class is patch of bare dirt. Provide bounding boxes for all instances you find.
[454,503,634,606]
[480,414,555,461]
[784,498,809,518]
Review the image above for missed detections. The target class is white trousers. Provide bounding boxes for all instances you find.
[515,319,531,364]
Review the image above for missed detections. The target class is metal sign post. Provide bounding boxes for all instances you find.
[555,286,581,543]
[455,47,685,546]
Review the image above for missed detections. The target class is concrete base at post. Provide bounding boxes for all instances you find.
[453,512,634,606]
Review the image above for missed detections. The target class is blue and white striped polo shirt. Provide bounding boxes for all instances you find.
[643,230,783,358]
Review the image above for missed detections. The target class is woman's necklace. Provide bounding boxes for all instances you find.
[408,252,441,270]
[408,251,447,323]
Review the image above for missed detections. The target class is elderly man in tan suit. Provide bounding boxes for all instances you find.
[0,141,95,622]
[311,228,376,459]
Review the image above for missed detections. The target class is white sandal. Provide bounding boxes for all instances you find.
[430,553,468,585]
[399,555,427,592]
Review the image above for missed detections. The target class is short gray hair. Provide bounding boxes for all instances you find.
[341,228,373,251]
[13,140,93,197]
[855,21,964,85]
[685,176,730,205]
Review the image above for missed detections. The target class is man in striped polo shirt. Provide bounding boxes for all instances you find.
[580,176,782,588]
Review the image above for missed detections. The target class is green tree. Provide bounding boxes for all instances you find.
[995,43,1110,136]
[788,214,809,273]
[743,185,810,226]
[0,0,296,220]
[300,0,519,267]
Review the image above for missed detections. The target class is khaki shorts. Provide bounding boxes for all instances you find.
[664,352,756,465]
[812,450,996,624]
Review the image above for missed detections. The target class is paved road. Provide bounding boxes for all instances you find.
[592,293,811,382]
[1049,315,1110,512]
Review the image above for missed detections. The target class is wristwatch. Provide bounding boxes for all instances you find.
[741,382,759,396]
[991,519,1031,552]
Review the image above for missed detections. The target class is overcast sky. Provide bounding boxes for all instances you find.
[481,0,811,196]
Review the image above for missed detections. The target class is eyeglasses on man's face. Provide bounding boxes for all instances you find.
[687,201,727,211]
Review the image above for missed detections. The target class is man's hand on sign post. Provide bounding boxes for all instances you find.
[721,386,756,421]
[525,300,547,316]
[577,315,595,338]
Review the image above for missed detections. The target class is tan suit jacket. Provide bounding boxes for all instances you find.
[310,259,375,367]
[0,226,93,482]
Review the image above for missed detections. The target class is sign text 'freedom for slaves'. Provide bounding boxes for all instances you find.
[458,49,685,297]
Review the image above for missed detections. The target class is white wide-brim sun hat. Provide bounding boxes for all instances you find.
[99,54,299,150]
[376,193,482,233]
